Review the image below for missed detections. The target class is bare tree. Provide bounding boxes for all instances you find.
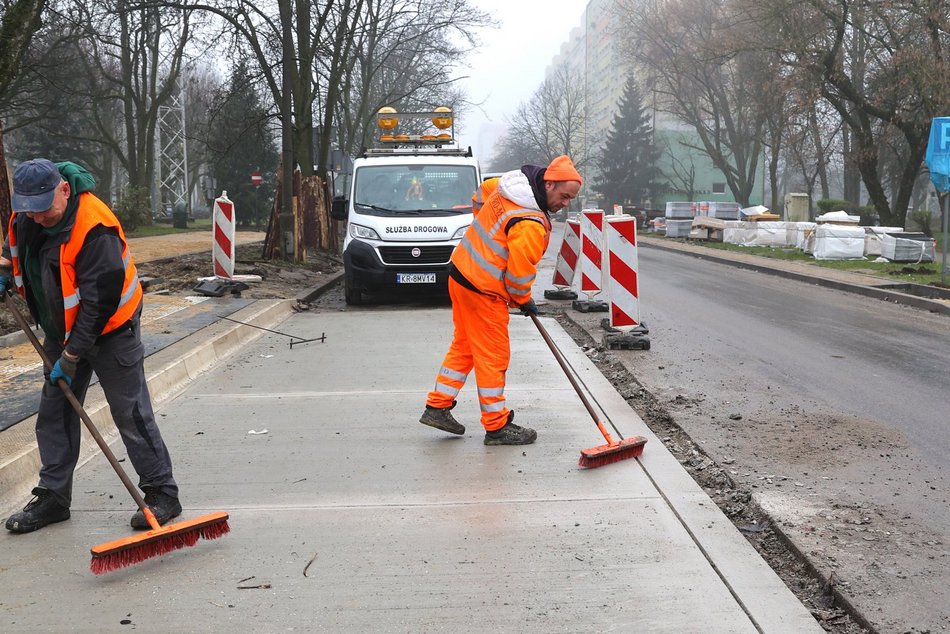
[0,0,45,100]
[487,131,547,173]
[0,0,47,228]
[333,0,491,159]
[765,0,950,225]
[619,0,770,206]
[44,0,195,209]
[501,66,588,167]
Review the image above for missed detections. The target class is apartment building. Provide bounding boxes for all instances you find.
[546,0,764,210]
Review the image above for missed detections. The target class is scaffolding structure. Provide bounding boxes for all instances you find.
[156,85,190,217]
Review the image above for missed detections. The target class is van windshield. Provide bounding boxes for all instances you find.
[353,165,477,216]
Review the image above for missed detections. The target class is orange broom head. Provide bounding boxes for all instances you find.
[90,511,230,575]
[578,436,647,469]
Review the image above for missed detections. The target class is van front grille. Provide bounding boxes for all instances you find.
[379,245,455,265]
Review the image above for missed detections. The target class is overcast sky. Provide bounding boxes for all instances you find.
[453,0,590,162]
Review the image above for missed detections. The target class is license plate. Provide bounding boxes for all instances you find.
[396,273,436,284]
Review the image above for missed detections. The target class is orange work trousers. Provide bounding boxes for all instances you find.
[426,277,511,431]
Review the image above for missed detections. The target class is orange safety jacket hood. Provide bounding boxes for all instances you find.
[7,192,142,345]
[452,170,551,304]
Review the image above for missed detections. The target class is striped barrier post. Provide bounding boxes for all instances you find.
[544,219,580,300]
[601,215,650,350]
[606,215,640,328]
[213,191,235,279]
[192,191,263,296]
[572,209,608,313]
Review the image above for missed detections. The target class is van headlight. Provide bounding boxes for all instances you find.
[350,223,381,240]
[452,225,469,240]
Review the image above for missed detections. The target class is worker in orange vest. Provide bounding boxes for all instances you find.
[1,159,180,534]
[420,155,582,445]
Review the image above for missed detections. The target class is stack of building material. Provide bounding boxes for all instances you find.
[723,221,757,245]
[739,205,780,221]
[665,219,694,238]
[880,232,936,262]
[691,216,725,241]
[815,210,861,225]
[813,224,866,260]
[795,223,817,250]
[864,226,905,257]
[750,221,792,247]
[706,202,740,220]
[665,202,694,219]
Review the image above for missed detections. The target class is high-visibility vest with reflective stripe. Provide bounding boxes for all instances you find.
[8,192,142,343]
[452,189,551,303]
[7,216,25,294]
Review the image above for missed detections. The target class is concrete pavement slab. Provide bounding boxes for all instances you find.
[0,308,821,633]
[0,298,294,516]
[0,294,253,432]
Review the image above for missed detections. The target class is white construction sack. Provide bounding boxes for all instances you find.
[750,221,790,247]
[723,221,757,246]
[813,224,866,260]
[863,226,905,257]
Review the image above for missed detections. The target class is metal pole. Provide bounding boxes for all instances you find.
[942,191,948,286]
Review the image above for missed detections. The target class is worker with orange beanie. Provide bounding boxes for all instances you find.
[420,155,582,445]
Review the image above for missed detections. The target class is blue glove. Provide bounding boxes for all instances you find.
[49,354,78,388]
[518,299,540,317]
[0,271,11,301]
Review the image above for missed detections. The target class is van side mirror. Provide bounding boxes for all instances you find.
[330,196,348,221]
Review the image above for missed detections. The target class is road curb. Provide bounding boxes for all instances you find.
[298,270,344,303]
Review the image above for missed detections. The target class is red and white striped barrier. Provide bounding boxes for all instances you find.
[605,216,641,329]
[213,191,235,278]
[579,209,605,299]
[552,219,580,289]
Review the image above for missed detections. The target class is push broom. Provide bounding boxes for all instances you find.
[528,313,646,468]
[5,295,229,574]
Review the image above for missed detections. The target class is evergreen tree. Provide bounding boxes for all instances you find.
[203,60,279,229]
[593,75,659,209]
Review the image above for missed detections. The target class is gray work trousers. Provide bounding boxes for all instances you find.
[36,317,178,507]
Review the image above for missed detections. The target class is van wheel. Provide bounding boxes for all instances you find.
[344,279,363,305]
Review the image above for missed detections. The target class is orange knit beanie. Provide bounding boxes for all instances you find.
[543,155,583,184]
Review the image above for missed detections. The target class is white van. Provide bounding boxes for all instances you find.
[331,109,480,305]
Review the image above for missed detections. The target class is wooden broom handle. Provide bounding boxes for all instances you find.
[529,314,618,445]
[529,314,602,426]
[4,294,150,513]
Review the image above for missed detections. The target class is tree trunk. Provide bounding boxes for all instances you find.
[809,109,829,200]
[0,122,11,234]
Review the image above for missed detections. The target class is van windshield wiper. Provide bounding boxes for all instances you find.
[355,202,393,212]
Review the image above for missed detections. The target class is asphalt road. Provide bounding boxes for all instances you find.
[633,246,950,468]
[613,244,949,633]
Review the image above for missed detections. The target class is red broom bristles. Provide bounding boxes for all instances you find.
[578,436,647,469]
[90,514,230,575]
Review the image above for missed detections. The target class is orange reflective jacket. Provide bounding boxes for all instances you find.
[8,192,142,343]
[452,171,551,305]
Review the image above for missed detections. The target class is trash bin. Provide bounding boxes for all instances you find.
[172,202,187,229]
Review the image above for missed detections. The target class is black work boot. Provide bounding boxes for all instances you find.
[130,486,182,530]
[5,487,70,534]
[419,401,465,435]
[484,411,537,446]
